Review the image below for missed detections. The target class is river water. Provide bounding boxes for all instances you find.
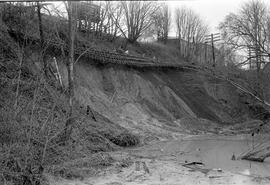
[132,134,270,177]
[176,135,270,177]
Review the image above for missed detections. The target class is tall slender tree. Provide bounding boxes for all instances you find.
[175,7,208,59]
[118,1,159,43]
[152,3,170,44]
[64,1,77,141]
[107,1,123,41]
[36,2,48,76]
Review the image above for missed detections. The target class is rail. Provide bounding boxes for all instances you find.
[49,40,198,70]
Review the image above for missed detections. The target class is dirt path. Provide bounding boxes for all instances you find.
[49,135,270,185]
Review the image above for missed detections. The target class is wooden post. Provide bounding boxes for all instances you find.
[248,47,251,69]
[205,33,220,67]
[192,36,195,62]
[211,34,217,97]
[53,57,63,88]
[211,34,216,68]
[179,38,182,56]
[204,42,207,65]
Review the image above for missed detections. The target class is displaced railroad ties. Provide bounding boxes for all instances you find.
[49,40,198,70]
[76,46,197,70]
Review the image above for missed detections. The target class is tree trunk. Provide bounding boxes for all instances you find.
[37,2,47,76]
[65,1,76,141]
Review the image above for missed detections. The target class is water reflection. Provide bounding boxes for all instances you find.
[177,135,270,177]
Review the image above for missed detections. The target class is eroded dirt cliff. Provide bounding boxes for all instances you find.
[57,58,241,141]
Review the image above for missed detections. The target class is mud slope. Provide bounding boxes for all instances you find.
[59,59,235,139]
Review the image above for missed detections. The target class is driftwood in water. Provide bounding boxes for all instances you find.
[182,162,210,174]
[240,142,270,162]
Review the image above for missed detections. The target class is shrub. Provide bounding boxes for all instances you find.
[49,153,114,180]
[110,132,140,147]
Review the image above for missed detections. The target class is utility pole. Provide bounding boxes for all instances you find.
[204,42,207,64]
[204,33,221,68]
[204,33,221,97]
[211,34,216,68]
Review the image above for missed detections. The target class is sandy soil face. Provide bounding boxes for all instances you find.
[49,135,270,185]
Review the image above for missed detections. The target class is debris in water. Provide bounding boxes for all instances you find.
[231,153,236,160]
[183,162,204,166]
[182,162,210,174]
[213,168,223,172]
[208,176,223,179]
[142,161,150,174]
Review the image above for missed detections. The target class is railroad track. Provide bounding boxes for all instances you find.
[7,28,197,70]
[84,49,198,69]
[50,40,198,70]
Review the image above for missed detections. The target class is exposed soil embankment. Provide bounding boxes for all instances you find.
[57,59,239,140]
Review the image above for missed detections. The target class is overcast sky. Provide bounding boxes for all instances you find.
[167,0,270,36]
[50,0,269,37]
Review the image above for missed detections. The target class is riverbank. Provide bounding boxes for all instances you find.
[48,135,270,185]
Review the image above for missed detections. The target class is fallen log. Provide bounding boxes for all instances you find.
[182,162,210,174]
[183,161,204,166]
[240,142,270,162]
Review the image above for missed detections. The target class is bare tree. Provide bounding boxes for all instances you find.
[91,1,108,37]
[106,1,123,41]
[219,1,269,65]
[219,0,270,99]
[117,1,159,43]
[152,3,170,44]
[175,7,209,60]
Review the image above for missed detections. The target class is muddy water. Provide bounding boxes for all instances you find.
[132,135,270,177]
[177,135,270,177]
